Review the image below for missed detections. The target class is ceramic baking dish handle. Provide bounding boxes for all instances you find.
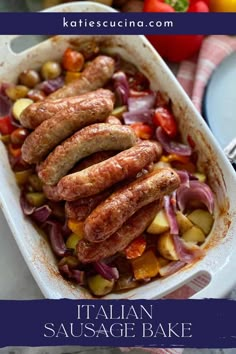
[191,262,236,299]
[0,35,20,61]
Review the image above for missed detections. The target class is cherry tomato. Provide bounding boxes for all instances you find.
[62,48,85,72]
[0,116,16,135]
[130,123,154,140]
[153,107,178,138]
[10,128,29,146]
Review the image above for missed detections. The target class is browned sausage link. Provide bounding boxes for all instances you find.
[21,94,114,164]
[48,55,115,100]
[84,168,180,243]
[71,150,117,173]
[38,123,137,186]
[20,89,114,129]
[77,201,162,263]
[44,140,163,201]
[43,150,118,202]
[65,190,111,221]
[65,170,144,221]
[105,116,122,125]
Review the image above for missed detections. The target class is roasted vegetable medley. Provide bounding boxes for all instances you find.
[0,41,215,297]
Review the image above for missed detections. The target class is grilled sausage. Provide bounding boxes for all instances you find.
[84,168,180,243]
[65,170,150,221]
[48,55,115,100]
[65,166,151,221]
[71,150,117,173]
[77,201,161,263]
[105,116,122,125]
[65,190,111,221]
[44,151,117,202]
[20,89,114,129]
[38,123,137,185]
[21,93,114,164]
[43,140,163,201]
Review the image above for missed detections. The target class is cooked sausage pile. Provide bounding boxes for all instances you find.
[19,53,180,268]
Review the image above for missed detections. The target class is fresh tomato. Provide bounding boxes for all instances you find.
[153,107,178,138]
[0,116,16,135]
[146,34,204,63]
[130,123,154,140]
[188,0,209,11]
[190,0,210,5]
[62,48,85,72]
[210,0,236,12]
[125,236,147,259]
[143,0,209,62]
[143,0,176,12]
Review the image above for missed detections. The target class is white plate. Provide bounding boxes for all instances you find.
[203,51,236,149]
[1,2,236,300]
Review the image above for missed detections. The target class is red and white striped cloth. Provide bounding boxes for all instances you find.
[177,35,236,112]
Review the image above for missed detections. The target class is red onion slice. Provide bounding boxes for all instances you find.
[36,76,64,95]
[94,261,119,280]
[176,170,190,187]
[123,109,154,125]
[128,93,156,113]
[156,127,192,156]
[45,221,70,258]
[159,260,186,277]
[31,205,52,224]
[59,264,85,285]
[112,71,129,106]
[177,180,214,214]
[20,192,52,223]
[20,192,35,215]
[173,235,205,264]
[164,195,179,235]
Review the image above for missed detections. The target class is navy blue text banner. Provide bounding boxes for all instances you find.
[0,13,236,34]
[1,299,236,348]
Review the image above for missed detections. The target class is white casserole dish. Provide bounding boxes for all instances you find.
[0,2,236,300]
